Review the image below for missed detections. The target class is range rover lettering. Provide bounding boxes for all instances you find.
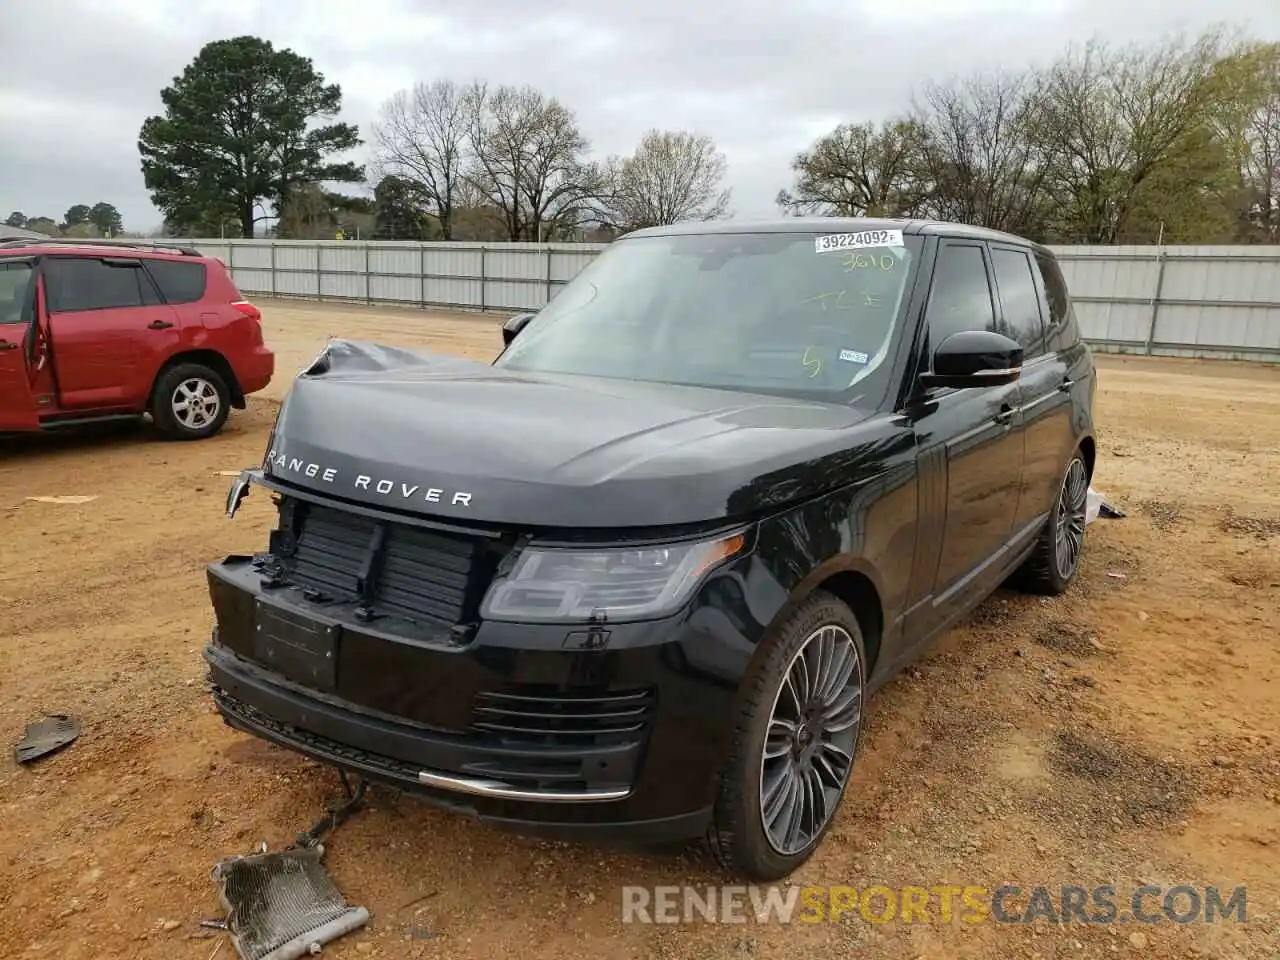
[206,219,1096,881]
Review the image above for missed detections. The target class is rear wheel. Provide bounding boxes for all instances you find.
[150,363,230,441]
[708,590,866,881]
[1012,451,1089,595]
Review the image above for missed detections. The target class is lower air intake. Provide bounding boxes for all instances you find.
[211,845,369,960]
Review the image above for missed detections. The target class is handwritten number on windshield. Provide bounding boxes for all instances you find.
[843,253,897,271]
[803,290,882,309]
[803,290,856,311]
[801,346,822,378]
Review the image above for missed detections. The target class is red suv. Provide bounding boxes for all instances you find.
[0,239,274,440]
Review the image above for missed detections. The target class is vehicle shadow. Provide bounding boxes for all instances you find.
[0,418,157,459]
[0,400,274,461]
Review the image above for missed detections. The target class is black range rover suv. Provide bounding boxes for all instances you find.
[207,218,1096,880]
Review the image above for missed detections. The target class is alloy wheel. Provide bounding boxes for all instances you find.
[1054,458,1088,580]
[759,624,863,856]
[171,377,221,431]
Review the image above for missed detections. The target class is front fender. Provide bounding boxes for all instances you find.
[741,460,919,666]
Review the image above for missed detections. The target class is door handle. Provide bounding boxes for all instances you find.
[994,404,1015,425]
[1058,378,1074,392]
[148,320,175,330]
[0,340,17,351]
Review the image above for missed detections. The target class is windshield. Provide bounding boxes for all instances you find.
[495,229,921,403]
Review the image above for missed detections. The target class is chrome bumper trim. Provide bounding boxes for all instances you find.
[417,769,629,803]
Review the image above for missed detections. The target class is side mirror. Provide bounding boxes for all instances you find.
[919,330,1022,390]
[502,312,536,346]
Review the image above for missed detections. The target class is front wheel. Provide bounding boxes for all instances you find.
[708,590,867,881]
[150,363,230,441]
[1012,451,1089,595]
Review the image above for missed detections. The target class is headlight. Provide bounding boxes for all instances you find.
[480,531,747,623]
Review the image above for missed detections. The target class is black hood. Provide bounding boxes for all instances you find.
[262,339,896,530]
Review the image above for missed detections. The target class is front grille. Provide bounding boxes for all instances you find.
[262,495,503,639]
[471,687,655,744]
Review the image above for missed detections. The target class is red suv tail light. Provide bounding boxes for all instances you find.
[232,300,261,322]
[232,300,264,345]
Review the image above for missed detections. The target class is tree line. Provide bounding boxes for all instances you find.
[368,81,729,241]
[779,29,1280,245]
[135,28,1278,244]
[139,36,728,242]
[5,203,126,239]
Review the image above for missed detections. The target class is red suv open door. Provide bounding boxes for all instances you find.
[0,258,39,431]
[41,255,182,409]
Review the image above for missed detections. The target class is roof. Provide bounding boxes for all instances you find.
[623,216,1037,246]
[0,224,52,240]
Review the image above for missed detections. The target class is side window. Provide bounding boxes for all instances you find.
[925,242,996,359]
[990,247,1047,357]
[145,259,207,304]
[0,261,34,325]
[44,258,148,313]
[1032,250,1079,351]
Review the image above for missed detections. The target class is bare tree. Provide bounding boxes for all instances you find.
[910,70,1049,237]
[1217,42,1280,240]
[278,183,337,239]
[600,130,730,231]
[465,84,595,241]
[777,120,927,217]
[1245,52,1280,239]
[371,79,470,239]
[1032,30,1237,243]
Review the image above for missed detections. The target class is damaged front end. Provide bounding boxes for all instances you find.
[203,337,777,844]
[204,468,734,843]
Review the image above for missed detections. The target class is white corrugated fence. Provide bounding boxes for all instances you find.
[190,239,1280,363]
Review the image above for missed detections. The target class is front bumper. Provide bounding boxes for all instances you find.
[205,555,753,844]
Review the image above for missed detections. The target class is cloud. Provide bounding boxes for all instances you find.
[0,0,1276,231]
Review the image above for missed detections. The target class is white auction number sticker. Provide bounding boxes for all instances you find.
[814,229,905,254]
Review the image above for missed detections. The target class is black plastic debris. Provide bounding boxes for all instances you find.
[211,844,369,960]
[1099,500,1126,519]
[14,714,81,764]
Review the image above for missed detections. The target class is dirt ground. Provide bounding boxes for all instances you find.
[1,297,1277,960]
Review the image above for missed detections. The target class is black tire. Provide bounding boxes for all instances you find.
[1011,450,1089,595]
[150,363,230,441]
[707,589,867,881]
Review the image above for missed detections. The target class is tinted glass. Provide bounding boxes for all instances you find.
[0,261,33,325]
[991,247,1046,356]
[1033,250,1078,349]
[496,231,923,402]
[45,257,147,312]
[925,243,996,354]
[139,270,163,306]
[146,259,207,304]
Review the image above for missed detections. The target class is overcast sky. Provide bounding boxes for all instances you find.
[1,0,1277,233]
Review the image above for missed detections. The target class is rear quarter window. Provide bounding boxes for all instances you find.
[1032,250,1080,351]
[145,259,207,304]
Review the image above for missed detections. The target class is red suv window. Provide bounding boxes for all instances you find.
[43,257,163,311]
[145,259,207,304]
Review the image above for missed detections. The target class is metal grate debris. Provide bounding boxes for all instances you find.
[211,844,369,960]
